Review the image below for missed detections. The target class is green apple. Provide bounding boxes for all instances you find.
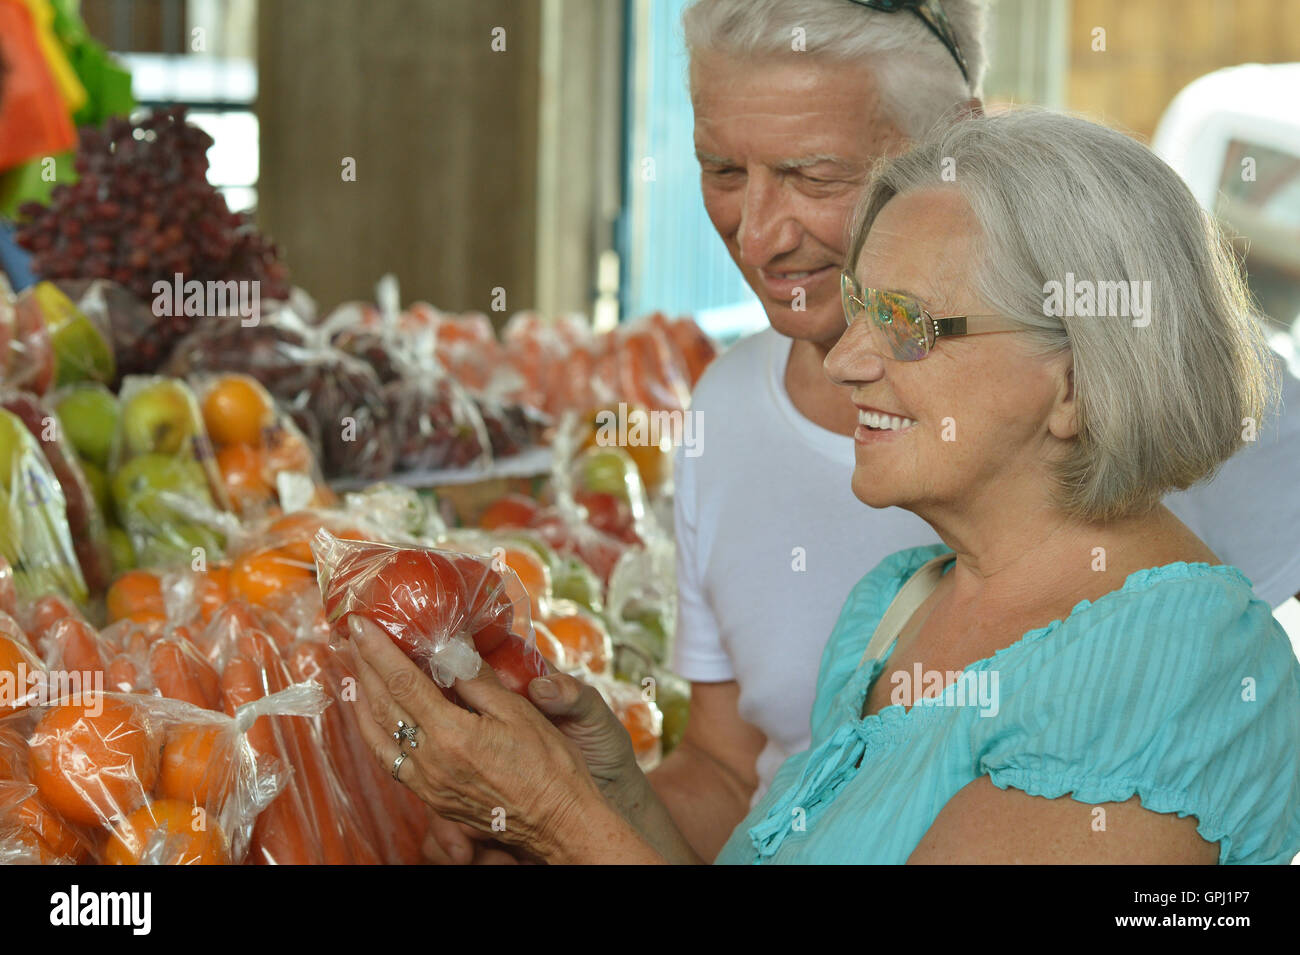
[55,386,120,469]
[621,601,671,664]
[551,554,603,612]
[120,379,199,456]
[79,459,112,521]
[32,283,116,387]
[107,525,136,573]
[654,670,691,755]
[111,452,209,505]
[578,447,638,501]
[0,410,32,492]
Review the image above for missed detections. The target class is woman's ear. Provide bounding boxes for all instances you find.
[1047,361,1078,440]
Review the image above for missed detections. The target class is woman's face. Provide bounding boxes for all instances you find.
[824,188,1074,517]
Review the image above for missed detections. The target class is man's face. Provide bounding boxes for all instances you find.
[691,52,908,346]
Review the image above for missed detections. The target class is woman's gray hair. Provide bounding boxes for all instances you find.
[847,107,1279,523]
[682,0,987,138]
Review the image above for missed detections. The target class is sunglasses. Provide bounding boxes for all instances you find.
[845,0,970,85]
[840,270,1020,360]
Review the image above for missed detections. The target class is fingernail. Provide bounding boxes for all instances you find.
[348,616,369,642]
[530,677,557,701]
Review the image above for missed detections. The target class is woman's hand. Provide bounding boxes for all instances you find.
[344,615,660,863]
[424,669,647,864]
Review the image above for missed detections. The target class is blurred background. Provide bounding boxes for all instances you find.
[35,0,1299,352]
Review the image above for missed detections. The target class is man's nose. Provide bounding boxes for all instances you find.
[737,174,800,268]
[824,317,888,385]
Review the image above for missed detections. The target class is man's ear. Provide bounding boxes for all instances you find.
[1047,362,1078,440]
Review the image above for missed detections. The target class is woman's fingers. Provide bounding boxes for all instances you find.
[425,811,476,865]
[453,654,539,720]
[348,615,462,732]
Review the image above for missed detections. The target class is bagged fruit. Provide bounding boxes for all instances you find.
[0,389,114,597]
[1,278,55,397]
[1,683,323,864]
[13,282,116,389]
[0,408,89,608]
[109,375,235,568]
[312,530,547,700]
[164,310,395,482]
[193,372,333,519]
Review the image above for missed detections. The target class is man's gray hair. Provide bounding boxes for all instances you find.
[848,107,1280,523]
[682,0,988,138]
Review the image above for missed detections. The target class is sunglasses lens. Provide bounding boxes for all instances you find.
[865,289,929,360]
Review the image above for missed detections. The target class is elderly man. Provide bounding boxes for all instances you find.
[430,0,1300,864]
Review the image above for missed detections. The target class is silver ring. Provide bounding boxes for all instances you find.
[391,750,408,781]
[393,719,419,749]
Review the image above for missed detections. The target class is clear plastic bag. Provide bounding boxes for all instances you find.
[108,375,234,569]
[189,371,334,520]
[14,282,117,389]
[0,408,89,608]
[0,388,114,598]
[0,683,322,864]
[312,530,546,698]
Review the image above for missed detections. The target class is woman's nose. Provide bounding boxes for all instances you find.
[824,317,888,386]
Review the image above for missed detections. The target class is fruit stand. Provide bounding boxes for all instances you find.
[0,98,713,865]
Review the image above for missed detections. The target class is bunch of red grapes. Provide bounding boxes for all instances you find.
[15,106,290,330]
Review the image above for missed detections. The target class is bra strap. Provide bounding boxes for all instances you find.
[857,553,957,668]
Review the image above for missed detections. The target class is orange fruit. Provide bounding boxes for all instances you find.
[544,612,611,674]
[29,696,161,826]
[0,633,46,714]
[11,791,88,862]
[158,723,236,806]
[263,424,314,475]
[106,570,166,625]
[216,443,274,511]
[201,374,274,447]
[579,404,670,490]
[230,547,315,607]
[101,798,230,865]
[479,494,539,531]
[266,513,366,565]
[500,547,550,619]
[531,621,567,669]
[618,699,661,759]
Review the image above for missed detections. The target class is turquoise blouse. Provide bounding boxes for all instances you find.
[716,545,1300,865]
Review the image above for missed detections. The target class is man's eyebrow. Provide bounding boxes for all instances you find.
[772,154,854,172]
[693,151,857,171]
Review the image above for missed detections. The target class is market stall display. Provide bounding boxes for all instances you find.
[0,100,719,864]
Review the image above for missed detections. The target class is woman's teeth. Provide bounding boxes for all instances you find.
[859,410,916,432]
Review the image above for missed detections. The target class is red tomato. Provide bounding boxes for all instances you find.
[480,636,548,696]
[478,494,540,531]
[328,549,467,667]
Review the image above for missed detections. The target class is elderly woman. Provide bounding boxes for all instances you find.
[348,107,1300,864]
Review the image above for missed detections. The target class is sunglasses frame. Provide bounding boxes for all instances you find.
[844,0,970,85]
[840,269,1019,360]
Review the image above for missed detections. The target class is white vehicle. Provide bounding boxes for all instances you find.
[1153,63,1300,370]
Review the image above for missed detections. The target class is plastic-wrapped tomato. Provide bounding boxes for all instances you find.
[313,532,545,700]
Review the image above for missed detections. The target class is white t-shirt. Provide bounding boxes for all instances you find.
[671,328,939,803]
[672,327,1300,802]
